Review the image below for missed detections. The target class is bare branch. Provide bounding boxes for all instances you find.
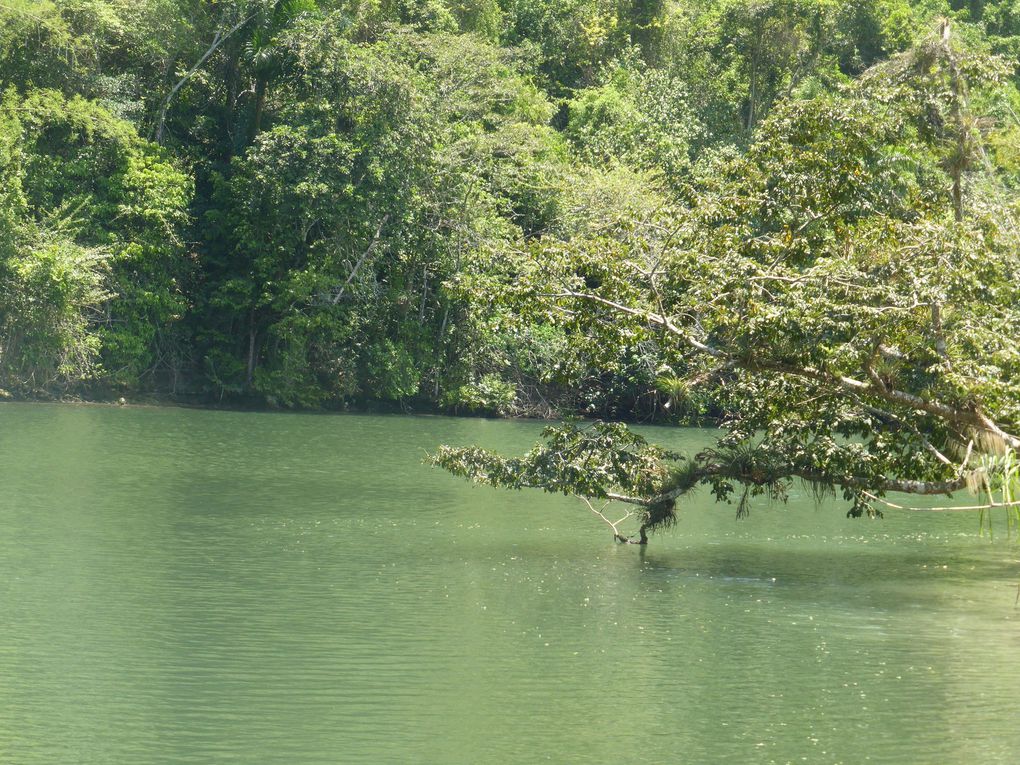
[153,12,257,144]
[580,497,635,538]
[862,490,1020,512]
[332,214,390,304]
[551,289,1020,453]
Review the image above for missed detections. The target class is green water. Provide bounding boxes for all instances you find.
[1,403,1018,764]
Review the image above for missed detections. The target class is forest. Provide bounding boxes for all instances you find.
[2,0,1017,415]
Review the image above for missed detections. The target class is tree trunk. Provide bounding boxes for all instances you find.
[418,267,429,324]
[252,76,268,141]
[951,168,963,223]
[932,303,948,358]
[615,527,649,544]
[223,43,242,158]
[245,310,257,389]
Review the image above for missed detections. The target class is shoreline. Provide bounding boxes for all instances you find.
[0,391,701,427]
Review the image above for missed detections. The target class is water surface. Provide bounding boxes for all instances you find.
[1,403,1018,763]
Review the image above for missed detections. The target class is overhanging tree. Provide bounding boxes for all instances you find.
[432,24,1020,543]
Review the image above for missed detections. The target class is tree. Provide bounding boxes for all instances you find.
[244,0,318,140]
[0,88,190,393]
[432,27,1020,544]
[195,21,577,406]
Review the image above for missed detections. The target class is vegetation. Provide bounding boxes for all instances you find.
[1,1,1019,536]
[435,20,1020,540]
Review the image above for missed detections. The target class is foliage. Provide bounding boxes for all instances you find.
[0,225,109,391]
[431,420,677,502]
[436,24,1020,541]
[0,86,190,392]
[565,61,703,179]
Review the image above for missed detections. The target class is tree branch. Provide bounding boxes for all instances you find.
[553,289,1020,453]
[580,497,635,539]
[153,12,257,144]
[332,214,390,303]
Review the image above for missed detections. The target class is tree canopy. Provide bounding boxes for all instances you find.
[434,19,1020,540]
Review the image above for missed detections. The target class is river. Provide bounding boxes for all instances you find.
[1,403,1018,763]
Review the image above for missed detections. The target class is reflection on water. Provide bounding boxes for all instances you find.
[1,403,1018,763]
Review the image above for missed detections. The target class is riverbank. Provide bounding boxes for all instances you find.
[0,387,694,425]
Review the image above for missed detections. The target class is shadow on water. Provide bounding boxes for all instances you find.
[629,540,1020,605]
